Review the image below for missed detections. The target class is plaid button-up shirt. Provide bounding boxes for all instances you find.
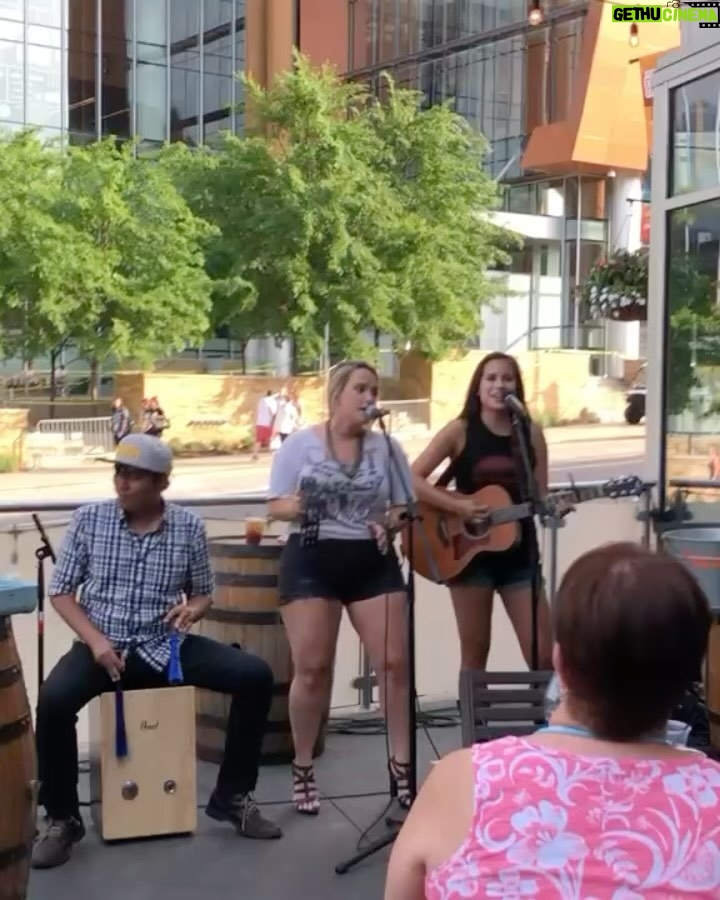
[49,500,215,671]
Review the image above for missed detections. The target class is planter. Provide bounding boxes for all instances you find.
[580,248,649,323]
[606,303,648,323]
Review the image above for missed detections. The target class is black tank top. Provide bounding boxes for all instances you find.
[443,416,538,559]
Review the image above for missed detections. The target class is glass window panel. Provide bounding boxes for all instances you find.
[377,0,395,63]
[27,43,63,128]
[565,177,606,220]
[137,62,166,142]
[504,183,534,215]
[444,0,463,42]
[234,7,244,130]
[28,25,62,48]
[29,0,61,27]
[419,0,434,50]
[0,0,22,22]
[171,52,199,144]
[671,71,720,196]
[137,0,167,64]
[549,18,582,123]
[68,0,97,140]
[203,67,231,131]
[0,19,24,40]
[349,0,373,70]
[101,0,130,138]
[204,0,232,33]
[665,199,720,500]
[396,0,413,58]
[171,0,200,45]
[0,38,23,122]
[170,0,199,143]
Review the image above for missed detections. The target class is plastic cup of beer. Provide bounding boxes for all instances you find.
[245,517,265,545]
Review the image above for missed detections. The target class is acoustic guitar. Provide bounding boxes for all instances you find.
[401,476,645,584]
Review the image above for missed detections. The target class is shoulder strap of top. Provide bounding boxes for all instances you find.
[436,418,482,487]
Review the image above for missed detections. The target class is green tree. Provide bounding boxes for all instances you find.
[168,55,516,367]
[356,75,516,357]
[0,133,79,384]
[54,138,215,392]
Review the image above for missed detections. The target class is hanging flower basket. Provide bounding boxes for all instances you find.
[580,248,649,323]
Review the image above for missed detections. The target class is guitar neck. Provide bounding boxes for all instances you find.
[561,486,604,504]
[491,502,533,525]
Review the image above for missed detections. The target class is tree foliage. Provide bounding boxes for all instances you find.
[0,133,214,387]
[56,139,214,369]
[0,57,518,378]
[168,54,517,364]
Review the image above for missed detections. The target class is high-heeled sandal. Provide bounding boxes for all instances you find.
[292,762,320,815]
[389,757,413,810]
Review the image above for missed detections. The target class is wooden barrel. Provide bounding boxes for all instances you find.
[196,537,326,766]
[708,618,720,750]
[0,616,37,900]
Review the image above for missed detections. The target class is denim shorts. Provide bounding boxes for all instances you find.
[447,541,537,591]
[277,535,406,605]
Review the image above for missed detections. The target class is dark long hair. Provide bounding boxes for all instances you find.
[458,352,527,420]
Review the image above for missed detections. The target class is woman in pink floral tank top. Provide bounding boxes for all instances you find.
[385,543,720,899]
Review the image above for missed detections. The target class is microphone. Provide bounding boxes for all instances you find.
[501,390,527,418]
[364,403,391,421]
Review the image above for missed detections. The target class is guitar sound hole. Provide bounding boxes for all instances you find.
[465,520,490,539]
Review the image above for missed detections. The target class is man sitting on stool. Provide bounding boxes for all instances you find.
[32,434,282,870]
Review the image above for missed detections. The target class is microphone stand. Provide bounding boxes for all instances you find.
[32,513,56,689]
[335,413,418,874]
[507,406,542,670]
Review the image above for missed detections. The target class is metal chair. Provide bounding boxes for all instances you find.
[459,669,554,747]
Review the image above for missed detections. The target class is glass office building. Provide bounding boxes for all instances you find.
[348,0,585,181]
[0,0,246,150]
[347,0,611,353]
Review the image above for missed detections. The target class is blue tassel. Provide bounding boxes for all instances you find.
[168,630,184,685]
[114,683,128,759]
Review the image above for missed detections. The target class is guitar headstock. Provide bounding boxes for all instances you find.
[541,492,576,521]
[600,475,646,499]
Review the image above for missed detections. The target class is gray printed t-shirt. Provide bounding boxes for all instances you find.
[268,426,415,541]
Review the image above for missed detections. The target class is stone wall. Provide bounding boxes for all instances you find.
[398,350,615,430]
[0,408,29,469]
[114,372,326,445]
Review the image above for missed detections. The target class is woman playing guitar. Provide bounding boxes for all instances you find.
[410,352,553,672]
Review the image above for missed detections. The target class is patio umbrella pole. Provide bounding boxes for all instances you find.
[335,416,419,874]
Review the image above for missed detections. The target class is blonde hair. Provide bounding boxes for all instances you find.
[327,360,378,412]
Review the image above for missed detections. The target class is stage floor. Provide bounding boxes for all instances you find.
[27,719,461,900]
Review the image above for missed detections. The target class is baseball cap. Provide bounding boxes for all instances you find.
[114,434,173,475]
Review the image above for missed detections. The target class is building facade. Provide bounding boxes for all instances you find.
[646,23,720,511]
[0,0,303,373]
[0,0,250,148]
[329,0,680,361]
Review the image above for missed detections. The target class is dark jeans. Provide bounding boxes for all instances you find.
[36,635,274,820]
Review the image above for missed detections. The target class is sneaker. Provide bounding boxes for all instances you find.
[206,789,282,839]
[31,816,85,869]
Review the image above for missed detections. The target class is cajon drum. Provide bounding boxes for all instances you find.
[89,685,197,841]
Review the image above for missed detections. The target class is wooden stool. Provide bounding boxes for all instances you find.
[89,685,197,841]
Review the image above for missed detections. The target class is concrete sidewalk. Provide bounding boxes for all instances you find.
[158,423,645,469]
[543,423,644,444]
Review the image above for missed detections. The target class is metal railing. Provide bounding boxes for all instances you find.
[1,480,655,719]
[381,399,431,434]
[32,415,114,458]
